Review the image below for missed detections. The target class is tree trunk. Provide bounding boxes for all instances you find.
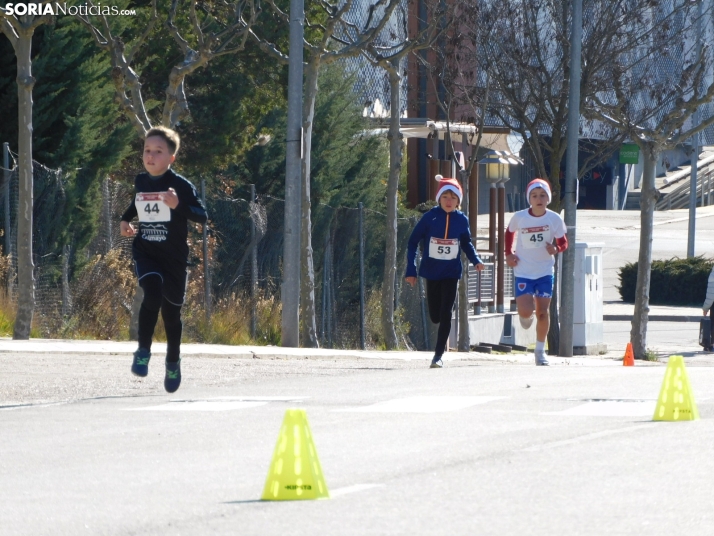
[299,60,319,347]
[381,60,401,349]
[13,31,35,340]
[458,166,471,352]
[630,143,657,359]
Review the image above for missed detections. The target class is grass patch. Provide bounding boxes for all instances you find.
[641,348,660,361]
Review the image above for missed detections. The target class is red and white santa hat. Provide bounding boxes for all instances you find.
[526,178,552,204]
[435,174,463,204]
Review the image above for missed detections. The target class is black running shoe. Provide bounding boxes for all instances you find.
[430,356,443,369]
[164,359,182,393]
[131,348,151,377]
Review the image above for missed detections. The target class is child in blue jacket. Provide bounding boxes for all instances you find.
[406,175,484,368]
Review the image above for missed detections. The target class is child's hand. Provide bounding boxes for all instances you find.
[405,276,417,287]
[120,221,136,237]
[159,188,179,209]
[474,263,485,272]
[545,243,558,255]
[506,254,519,267]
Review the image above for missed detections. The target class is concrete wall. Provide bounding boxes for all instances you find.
[464,312,537,348]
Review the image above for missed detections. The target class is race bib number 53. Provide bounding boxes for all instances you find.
[429,238,459,260]
[521,225,551,249]
[136,192,171,223]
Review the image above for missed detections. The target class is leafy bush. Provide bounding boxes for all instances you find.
[617,256,713,305]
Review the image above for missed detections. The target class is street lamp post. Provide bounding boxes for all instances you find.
[281,0,304,347]
[560,0,583,357]
[481,151,521,314]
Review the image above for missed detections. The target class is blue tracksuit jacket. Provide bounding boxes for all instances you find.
[405,206,482,280]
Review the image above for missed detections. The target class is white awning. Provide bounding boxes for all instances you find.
[361,121,524,155]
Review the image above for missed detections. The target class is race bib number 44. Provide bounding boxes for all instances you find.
[429,238,459,260]
[136,192,171,223]
[521,225,551,249]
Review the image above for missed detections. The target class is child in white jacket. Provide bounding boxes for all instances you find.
[702,265,714,351]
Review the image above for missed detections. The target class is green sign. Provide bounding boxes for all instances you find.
[619,143,640,164]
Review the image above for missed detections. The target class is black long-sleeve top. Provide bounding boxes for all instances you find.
[121,169,208,264]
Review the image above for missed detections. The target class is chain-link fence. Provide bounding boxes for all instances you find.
[1,150,513,349]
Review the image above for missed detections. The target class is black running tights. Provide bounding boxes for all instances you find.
[138,274,182,362]
[426,278,459,358]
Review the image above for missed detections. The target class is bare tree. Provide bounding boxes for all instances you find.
[1,4,52,339]
[477,0,680,352]
[481,0,630,205]
[360,1,444,349]
[253,0,402,347]
[76,0,260,134]
[586,1,714,359]
[76,0,259,335]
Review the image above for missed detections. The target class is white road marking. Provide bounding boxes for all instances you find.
[133,401,269,411]
[521,423,657,452]
[0,401,68,411]
[336,396,506,413]
[128,396,307,411]
[330,484,384,497]
[543,399,657,417]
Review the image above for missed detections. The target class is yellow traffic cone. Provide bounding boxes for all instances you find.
[261,409,329,500]
[653,355,699,421]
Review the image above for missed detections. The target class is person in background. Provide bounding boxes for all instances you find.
[405,174,484,369]
[702,264,714,351]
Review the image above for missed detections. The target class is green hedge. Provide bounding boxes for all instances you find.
[618,256,713,305]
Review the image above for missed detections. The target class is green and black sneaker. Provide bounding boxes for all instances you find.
[430,356,443,369]
[131,348,151,377]
[164,359,182,393]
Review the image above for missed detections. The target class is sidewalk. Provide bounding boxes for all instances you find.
[0,337,623,366]
[603,301,703,322]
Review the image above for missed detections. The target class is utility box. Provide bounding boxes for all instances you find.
[572,242,606,355]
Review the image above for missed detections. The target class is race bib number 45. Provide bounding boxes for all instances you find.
[136,192,171,223]
[429,238,459,260]
[521,225,551,249]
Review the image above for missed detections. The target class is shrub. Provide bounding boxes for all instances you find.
[617,256,712,305]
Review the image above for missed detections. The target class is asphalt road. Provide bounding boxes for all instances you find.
[2,352,714,536]
[4,207,714,535]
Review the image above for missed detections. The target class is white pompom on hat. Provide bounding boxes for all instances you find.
[435,174,463,204]
[526,178,552,204]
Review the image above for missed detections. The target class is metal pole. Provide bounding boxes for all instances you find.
[488,184,497,253]
[469,164,478,243]
[418,251,429,350]
[476,269,482,315]
[559,0,583,357]
[327,239,333,348]
[687,0,703,258]
[250,184,257,339]
[281,0,304,347]
[321,227,330,341]
[3,143,9,257]
[358,202,365,350]
[201,179,211,321]
[496,182,506,313]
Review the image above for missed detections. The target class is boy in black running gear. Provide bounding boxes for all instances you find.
[120,126,207,392]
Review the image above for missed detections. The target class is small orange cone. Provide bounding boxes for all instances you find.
[623,343,635,366]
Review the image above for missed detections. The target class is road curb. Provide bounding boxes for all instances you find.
[604,315,701,322]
